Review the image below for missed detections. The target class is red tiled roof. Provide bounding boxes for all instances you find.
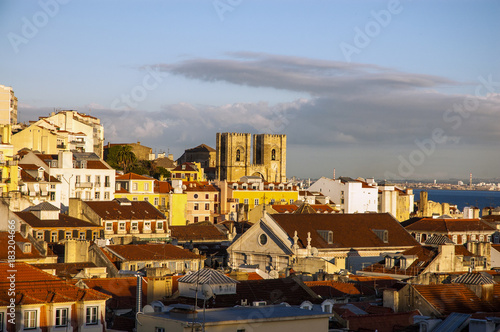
[186,144,215,153]
[0,263,110,305]
[305,281,363,297]
[183,182,218,192]
[169,224,227,242]
[154,180,172,193]
[0,232,51,261]
[413,284,500,315]
[104,243,202,261]
[172,162,198,172]
[271,213,419,249]
[405,218,496,233]
[272,205,298,213]
[86,160,110,169]
[84,200,166,220]
[81,277,147,310]
[116,173,153,180]
[14,212,103,229]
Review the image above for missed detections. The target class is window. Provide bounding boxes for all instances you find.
[130,264,136,271]
[50,184,56,189]
[92,232,98,240]
[131,222,138,231]
[55,308,68,327]
[194,217,199,223]
[254,198,259,206]
[75,175,81,184]
[154,197,159,206]
[205,194,209,199]
[259,233,268,245]
[0,312,3,332]
[86,175,91,183]
[157,221,163,230]
[104,192,110,199]
[161,197,166,206]
[155,328,165,332]
[144,182,149,191]
[105,176,110,187]
[270,199,275,204]
[57,175,62,181]
[51,232,57,242]
[214,194,218,201]
[95,192,100,199]
[50,192,56,201]
[205,216,209,221]
[36,231,43,240]
[86,306,98,325]
[133,183,138,191]
[194,203,199,210]
[236,149,241,161]
[471,234,477,241]
[95,175,100,186]
[185,261,191,269]
[119,222,125,231]
[144,197,149,202]
[169,261,176,272]
[24,310,37,329]
[452,235,457,243]
[479,235,484,242]
[244,198,249,205]
[289,199,294,204]
[271,149,276,160]
[106,222,113,231]
[462,235,467,243]
[65,231,72,239]
[205,203,210,210]
[79,232,85,240]
[144,222,151,230]
[133,197,138,201]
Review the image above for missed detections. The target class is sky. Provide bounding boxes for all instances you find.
[1,0,499,181]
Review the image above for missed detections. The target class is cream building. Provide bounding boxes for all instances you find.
[0,84,17,125]
[35,110,104,157]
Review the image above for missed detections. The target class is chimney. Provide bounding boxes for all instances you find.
[58,150,73,169]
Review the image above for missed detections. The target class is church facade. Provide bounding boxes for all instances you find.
[215,132,286,182]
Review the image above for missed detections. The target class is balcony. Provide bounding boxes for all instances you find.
[75,182,93,188]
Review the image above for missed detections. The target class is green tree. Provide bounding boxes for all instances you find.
[115,145,137,173]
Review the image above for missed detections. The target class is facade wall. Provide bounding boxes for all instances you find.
[216,133,286,182]
[169,193,188,226]
[0,85,17,125]
[12,125,59,154]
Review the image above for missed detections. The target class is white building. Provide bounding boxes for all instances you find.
[19,150,115,210]
[35,110,104,157]
[308,176,378,213]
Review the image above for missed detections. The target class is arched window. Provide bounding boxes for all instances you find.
[236,149,241,161]
[271,149,276,160]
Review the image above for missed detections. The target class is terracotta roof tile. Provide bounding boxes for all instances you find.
[104,243,202,261]
[0,232,50,260]
[86,160,110,169]
[14,211,102,229]
[81,277,147,310]
[154,180,172,193]
[84,200,166,220]
[271,213,419,249]
[116,173,153,180]
[0,263,110,305]
[169,224,227,242]
[413,284,499,315]
[405,218,496,233]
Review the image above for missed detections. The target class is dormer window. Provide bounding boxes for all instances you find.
[373,229,389,243]
[317,230,333,244]
[51,161,57,168]
[80,161,86,168]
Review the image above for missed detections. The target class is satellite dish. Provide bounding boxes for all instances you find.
[143,305,154,313]
[311,248,319,256]
[202,284,214,299]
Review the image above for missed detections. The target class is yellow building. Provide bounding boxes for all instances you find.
[114,173,171,212]
[0,124,18,194]
[0,84,17,125]
[12,124,62,154]
[171,162,205,182]
[216,176,299,221]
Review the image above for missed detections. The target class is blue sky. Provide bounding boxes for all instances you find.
[1,0,500,180]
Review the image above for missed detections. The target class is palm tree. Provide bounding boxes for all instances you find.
[116,145,137,173]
